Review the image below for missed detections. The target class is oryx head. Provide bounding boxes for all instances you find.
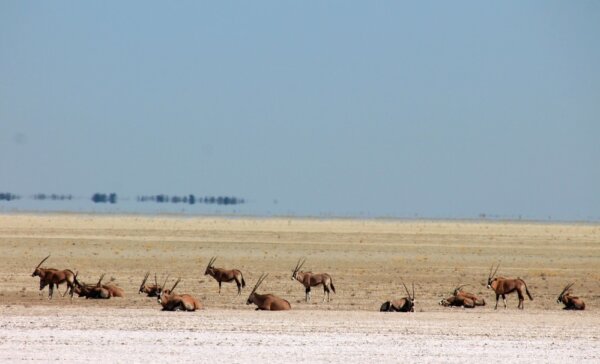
[247,273,268,305]
[205,257,217,275]
[453,284,468,296]
[487,262,500,288]
[32,254,50,277]
[157,277,179,305]
[155,274,171,300]
[557,282,574,304]
[291,258,306,280]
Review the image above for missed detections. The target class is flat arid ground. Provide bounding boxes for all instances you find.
[1,214,599,362]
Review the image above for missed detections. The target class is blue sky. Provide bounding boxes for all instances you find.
[1,1,599,219]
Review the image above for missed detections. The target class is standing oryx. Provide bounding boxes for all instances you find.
[204,257,246,295]
[31,255,77,299]
[486,262,533,310]
[380,280,415,312]
[247,273,291,311]
[557,282,585,310]
[291,258,336,303]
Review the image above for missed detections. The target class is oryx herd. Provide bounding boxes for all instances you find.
[32,255,587,312]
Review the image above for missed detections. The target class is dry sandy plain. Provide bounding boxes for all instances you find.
[1,214,599,362]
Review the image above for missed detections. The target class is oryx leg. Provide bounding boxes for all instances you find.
[502,294,507,309]
[60,283,72,297]
[39,281,47,296]
[235,278,242,295]
[517,291,524,309]
[305,286,311,302]
[218,281,222,294]
[48,284,54,300]
[494,294,499,310]
[323,285,330,303]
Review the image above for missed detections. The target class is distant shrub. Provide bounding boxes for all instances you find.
[136,194,244,205]
[92,193,117,203]
[0,193,20,201]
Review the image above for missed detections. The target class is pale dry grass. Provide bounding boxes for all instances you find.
[1,214,599,362]
[1,214,599,311]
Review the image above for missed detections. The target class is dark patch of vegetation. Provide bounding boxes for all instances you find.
[137,194,244,205]
[2,191,244,207]
[33,194,73,201]
[0,193,20,201]
[92,193,117,204]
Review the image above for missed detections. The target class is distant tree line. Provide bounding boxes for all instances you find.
[33,193,73,201]
[92,193,117,204]
[1,191,245,207]
[137,195,245,205]
[0,193,20,201]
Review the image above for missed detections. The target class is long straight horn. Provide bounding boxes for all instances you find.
[258,273,268,290]
[35,255,51,269]
[97,274,105,287]
[401,279,411,298]
[493,262,500,278]
[298,257,307,271]
[154,274,158,288]
[560,282,575,296]
[206,257,216,270]
[293,257,307,275]
[170,278,181,292]
[293,258,302,273]
[488,263,494,281]
[162,274,170,290]
[141,272,149,287]
[252,273,268,294]
[412,282,415,300]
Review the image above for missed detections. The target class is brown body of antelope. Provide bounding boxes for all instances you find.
[74,281,109,299]
[73,274,124,299]
[439,294,476,308]
[455,291,486,306]
[291,258,336,303]
[156,277,202,311]
[204,257,246,295]
[247,273,291,311]
[557,283,585,310]
[380,281,415,312]
[440,285,486,308]
[31,255,77,299]
[487,263,533,310]
[102,283,124,298]
[138,272,161,297]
